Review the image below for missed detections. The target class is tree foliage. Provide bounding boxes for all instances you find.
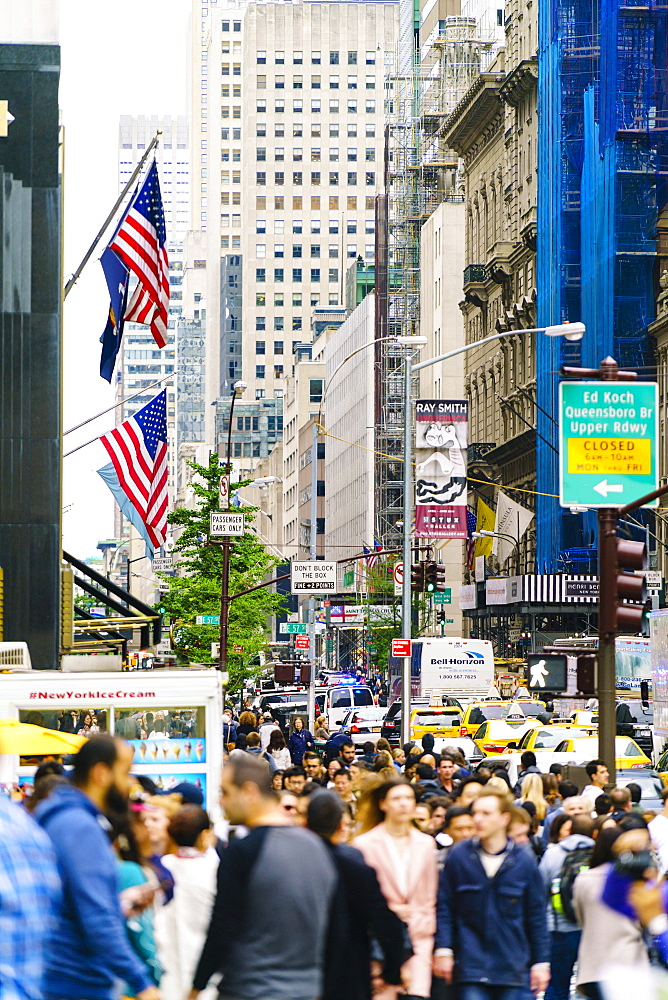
[159,453,285,691]
[358,560,434,674]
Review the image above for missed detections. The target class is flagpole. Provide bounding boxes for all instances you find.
[63,372,174,436]
[63,132,161,299]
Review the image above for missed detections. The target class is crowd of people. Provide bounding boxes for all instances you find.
[5,726,668,1000]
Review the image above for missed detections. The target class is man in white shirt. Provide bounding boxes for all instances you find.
[581,758,610,808]
[649,787,668,874]
[258,715,280,751]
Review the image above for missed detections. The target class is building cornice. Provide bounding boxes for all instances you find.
[440,73,506,157]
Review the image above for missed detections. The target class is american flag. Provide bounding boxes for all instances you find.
[465,508,477,569]
[363,540,384,569]
[100,391,169,548]
[109,161,169,349]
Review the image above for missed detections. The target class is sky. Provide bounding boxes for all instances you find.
[59,0,190,560]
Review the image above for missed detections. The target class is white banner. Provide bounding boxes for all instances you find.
[493,492,534,565]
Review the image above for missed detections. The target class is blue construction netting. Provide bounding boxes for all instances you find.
[536,0,668,572]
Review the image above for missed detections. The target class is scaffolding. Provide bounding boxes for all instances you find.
[536,0,668,570]
[375,17,497,546]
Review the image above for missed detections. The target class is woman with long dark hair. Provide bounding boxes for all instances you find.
[354,778,438,1000]
[267,729,291,770]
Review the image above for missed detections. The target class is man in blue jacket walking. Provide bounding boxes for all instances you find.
[35,735,159,1000]
[433,787,550,1000]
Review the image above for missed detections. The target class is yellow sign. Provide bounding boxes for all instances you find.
[568,438,651,476]
[0,101,15,138]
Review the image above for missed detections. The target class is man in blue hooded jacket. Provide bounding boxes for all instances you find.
[35,735,159,1000]
[434,787,550,1000]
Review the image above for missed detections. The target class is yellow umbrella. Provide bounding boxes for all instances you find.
[0,719,87,755]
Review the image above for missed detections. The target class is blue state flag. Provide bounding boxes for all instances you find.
[99,247,129,383]
[97,462,155,559]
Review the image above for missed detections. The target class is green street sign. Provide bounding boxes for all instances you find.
[559,381,658,508]
[196,615,220,625]
[279,623,308,634]
[343,569,355,587]
[433,590,452,605]
[368,645,377,654]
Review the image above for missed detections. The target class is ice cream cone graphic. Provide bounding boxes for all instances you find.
[162,745,168,759]
[174,744,181,760]
[150,743,157,761]
[184,740,192,758]
[196,741,203,761]
[139,743,147,761]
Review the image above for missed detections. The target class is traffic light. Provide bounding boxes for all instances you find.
[576,654,597,695]
[410,562,426,592]
[435,564,447,591]
[437,609,447,623]
[61,563,74,650]
[612,536,647,630]
[424,561,438,593]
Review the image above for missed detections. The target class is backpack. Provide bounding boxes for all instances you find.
[550,845,592,924]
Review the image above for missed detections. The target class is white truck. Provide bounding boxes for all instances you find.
[0,669,224,816]
[389,637,495,703]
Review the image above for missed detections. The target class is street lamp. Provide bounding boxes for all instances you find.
[218,380,247,678]
[396,322,585,744]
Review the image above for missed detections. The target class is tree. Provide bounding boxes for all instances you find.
[355,559,433,675]
[159,453,285,692]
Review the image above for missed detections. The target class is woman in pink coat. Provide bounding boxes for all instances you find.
[354,778,438,1000]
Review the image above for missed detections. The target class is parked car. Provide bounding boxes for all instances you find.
[472,718,542,755]
[615,768,664,811]
[339,706,389,745]
[409,705,463,742]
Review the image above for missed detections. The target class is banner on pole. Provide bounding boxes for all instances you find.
[414,400,468,539]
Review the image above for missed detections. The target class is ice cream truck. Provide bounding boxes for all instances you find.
[0,669,224,816]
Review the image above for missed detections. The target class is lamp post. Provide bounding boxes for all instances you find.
[396,322,585,745]
[218,380,247,678]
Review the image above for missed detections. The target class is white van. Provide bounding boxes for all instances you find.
[316,683,375,729]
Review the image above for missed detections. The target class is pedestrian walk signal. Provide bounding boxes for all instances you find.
[527,653,567,692]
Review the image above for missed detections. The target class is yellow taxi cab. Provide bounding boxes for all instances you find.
[514,725,592,753]
[410,704,463,741]
[656,748,668,786]
[568,710,598,729]
[472,717,542,755]
[554,734,652,770]
[459,699,546,737]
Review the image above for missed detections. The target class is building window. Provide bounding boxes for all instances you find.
[329,244,338,257]
[275,244,284,257]
[366,75,375,89]
[365,219,374,233]
[257,50,266,64]
[256,171,266,185]
[257,196,266,209]
[311,100,321,113]
[348,75,357,89]
[330,124,340,138]
[293,199,303,213]
[274,292,284,305]
[329,196,339,209]
[232,107,241,119]
[311,245,320,257]
[311,196,320,210]
[366,171,375,185]
[311,268,321,282]
[365,244,374,259]
[366,196,375,210]
[274,316,284,331]
[232,170,240,183]
[293,171,303,184]
[329,75,339,89]
[329,268,338,282]
[292,244,303,257]
[256,268,266,281]
[328,293,339,305]
[348,100,357,113]
[276,148,285,161]
[274,219,285,234]
[256,365,266,379]
[274,268,284,281]
[311,148,321,161]
[275,100,285,113]
[330,172,339,185]
[348,219,358,233]
[292,293,302,306]
[234,443,242,457]
[256,244,266,257]
[256,316,266,330]
[275,171,285,185]
[310,378,323,402]
[347,172,357,185]
[294,75,303,89]
[275,75,285,89]
[292,317,302,331]
[276,50,285,64]
[311,219,321,233]
[311,171,321,185]
[366,124,376,137]
[347,243,357,257]
[330,50,339,64]
[257,100,266,113]
[294,50,303,64]
[329,219,339,233]
[275,124,285,137]
[274,341,284,354]
[347,123,357,137]
[329,100,339,113]
[365,148,375,161]
[256,340,266,354]
[275,196,284,209]
[348,50,358,64]
[329,148,339,162]
[256,148,266,161]
[365,100,375,112]
[366,50,375,64]
[312,50,321,64]
[311,74,321,89]
[312,123,322,137]
[292,268,302,281]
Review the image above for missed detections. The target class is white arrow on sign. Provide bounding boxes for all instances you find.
[530,659,549,688]
[593,480,624,498]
